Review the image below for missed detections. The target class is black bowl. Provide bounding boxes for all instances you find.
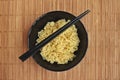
[28,11,88,71]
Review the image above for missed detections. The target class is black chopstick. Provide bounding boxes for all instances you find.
[19,9,90,62]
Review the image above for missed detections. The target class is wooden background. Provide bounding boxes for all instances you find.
[0,0,120,80]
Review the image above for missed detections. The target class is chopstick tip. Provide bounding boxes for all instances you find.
[86,9,91,13]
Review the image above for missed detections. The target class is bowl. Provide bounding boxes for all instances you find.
[28,11,88,71]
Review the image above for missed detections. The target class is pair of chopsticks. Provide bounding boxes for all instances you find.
[19,10,90,62]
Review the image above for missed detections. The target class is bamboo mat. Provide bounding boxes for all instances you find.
[0,0,120,80]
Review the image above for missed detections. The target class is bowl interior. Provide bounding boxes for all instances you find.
[28,11,88,71]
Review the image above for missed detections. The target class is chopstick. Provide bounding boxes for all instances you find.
[19,9,90,62]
